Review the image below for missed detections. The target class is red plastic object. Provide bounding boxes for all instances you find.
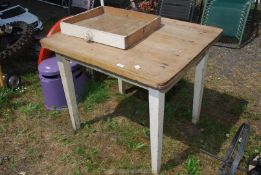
[38,17,68,64]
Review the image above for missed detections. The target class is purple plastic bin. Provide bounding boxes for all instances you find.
[38,56,87,110]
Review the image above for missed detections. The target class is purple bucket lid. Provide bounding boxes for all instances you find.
[38,56,80,76]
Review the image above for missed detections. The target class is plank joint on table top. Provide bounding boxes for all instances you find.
[41,18,222,90]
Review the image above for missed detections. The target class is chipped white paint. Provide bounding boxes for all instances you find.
[149,89,165,174]
[116,63,125,68]
[192,52,209,124]
[134,65,141,70]
[56,54,80,130]
[118,79,127,94]
[100,0,104,6]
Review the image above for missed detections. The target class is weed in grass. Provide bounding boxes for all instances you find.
[117,125,147,151]
[117,156,147,172]
[45,165,53,174]
[20,103,41,116]
[0,126,5,134]
[82,124,97,137]
[104,78,118,88]
[177,156,201,175]
[75,146,98,158]
[55,135,71,146]
[73,168,82,175]
[85,159,96,173]
[103,118,118,130]
[84,80,110,111]
[7,158,15,174]
[58,153,71,163]
[115,93,126,102]
[48,110,61,118]
[74,146,86,157]
[28,147,42,159]
[0,88,17,108]
[243,112,260,120]
[184,157,201,175]
[15,127,29,138]
[244,133,261,163]
[73,146,99,173]
[142,127,150,138]
[132,142,146,151]
[126,139,146,151]
[162,159,180,172]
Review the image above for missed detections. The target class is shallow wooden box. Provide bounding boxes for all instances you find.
[60,6,161,49]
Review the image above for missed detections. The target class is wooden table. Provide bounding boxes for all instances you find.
[41,17,222,174]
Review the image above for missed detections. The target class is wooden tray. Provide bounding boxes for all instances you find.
[60,6,161,49]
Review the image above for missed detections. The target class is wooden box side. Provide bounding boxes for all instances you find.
[103,6,158,22]
[125,17,161,48]
[63,6,104,24]
[61,6,161,49]
[61,22,126,49]
[61,6,126,49]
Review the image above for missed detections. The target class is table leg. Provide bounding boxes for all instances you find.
[56,54,81,130]
[118,78,126,94]
[100,0,104,6]
[149,88,165,174]
[192,52,209,124]
[0,64,5,88]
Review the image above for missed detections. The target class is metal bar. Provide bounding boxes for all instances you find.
[200,149,249,173]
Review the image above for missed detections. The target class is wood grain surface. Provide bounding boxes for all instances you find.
[75,14,147,36]
[41,17,222,90]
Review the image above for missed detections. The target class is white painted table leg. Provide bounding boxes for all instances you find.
[118,78,126,94]
[149,89,165,174]
[100,0,104,6]
[192,52,209,124]
[56,54,81,130]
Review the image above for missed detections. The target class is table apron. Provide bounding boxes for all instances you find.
[56,51,207,94]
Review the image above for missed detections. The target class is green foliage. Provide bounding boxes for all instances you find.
[58,153,71,163]
[73,168,82,175]
[183,157,201,175]
[84,80,110,111]
[74,146,86,156]
[0,88,16,107]
[0,126,5,134]
[20,103,41,115]
[73,146,99,173]
[55,135,71,146]
[48,110,61,118]
[118,125,147,151]
[103,118,117,130]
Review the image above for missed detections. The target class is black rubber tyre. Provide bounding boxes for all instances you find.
[0,21,33,62]
[5,73,21,89]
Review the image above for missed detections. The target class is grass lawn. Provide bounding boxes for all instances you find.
[0,2,261,174]
[0,68,260,174]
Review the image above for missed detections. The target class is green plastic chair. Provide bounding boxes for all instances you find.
[201,0,253,47]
